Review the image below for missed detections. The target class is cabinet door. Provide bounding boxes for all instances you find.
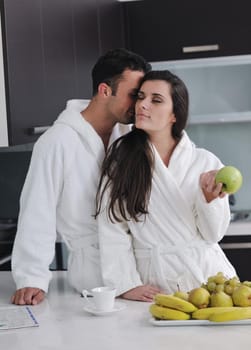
[39,0,77,128]
[1,0,100,145]
[1,0,45,145]
[71,0,99,98]
[124,0,251,61]
[220,235,251,281]
[98,0,125,54]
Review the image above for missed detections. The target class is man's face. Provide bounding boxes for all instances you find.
[107,69,145,124]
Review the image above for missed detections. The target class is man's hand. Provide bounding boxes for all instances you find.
[11,287,45,305]
[200,170,226,203]
[120,284,161,302]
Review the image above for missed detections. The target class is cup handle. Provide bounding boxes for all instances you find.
[81,289,92,304]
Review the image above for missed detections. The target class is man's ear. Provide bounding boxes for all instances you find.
[98,83,111,97]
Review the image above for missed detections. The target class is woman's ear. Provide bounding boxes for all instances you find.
[171,114,176,123]
[98,83,111,97]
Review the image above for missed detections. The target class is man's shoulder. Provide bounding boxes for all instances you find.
[34,123,80,153]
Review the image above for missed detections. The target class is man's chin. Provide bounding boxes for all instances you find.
[127,113,135,124]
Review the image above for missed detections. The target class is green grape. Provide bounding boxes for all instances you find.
[207,281,217,292]
[243,281,251,288]
[229,277,240,287]
[215,284,225,292]
[224,283,234,295]
[214,273,227,284]
[207,276,216,284]
[201,283,208,290]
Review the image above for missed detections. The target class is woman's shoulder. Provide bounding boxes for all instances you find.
[194,146,223,168]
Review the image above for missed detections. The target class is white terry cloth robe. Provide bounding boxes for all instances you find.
[11,99,130,293]
[98,131,236,296]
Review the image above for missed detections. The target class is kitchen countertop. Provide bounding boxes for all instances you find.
[226,221,251,236]
[1,271,251,350]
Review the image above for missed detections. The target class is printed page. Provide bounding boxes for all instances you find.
[0,306,39,330]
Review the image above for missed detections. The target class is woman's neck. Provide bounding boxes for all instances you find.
[150,133,178,167]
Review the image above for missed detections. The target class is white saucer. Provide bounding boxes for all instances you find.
[83,301,126,316]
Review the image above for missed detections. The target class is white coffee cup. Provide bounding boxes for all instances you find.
[83,286,116,312]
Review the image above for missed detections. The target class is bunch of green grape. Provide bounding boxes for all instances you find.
[202,272,241,295]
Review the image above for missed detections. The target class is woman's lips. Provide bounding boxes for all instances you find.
[136,113,150,119]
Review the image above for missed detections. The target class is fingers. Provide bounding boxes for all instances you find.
[200,170,226,203]
[11,288,45,305]
[31,290,45,305]
[200,171,217,192]
[11,289,26,305]
[139,287,159,302]
[121,284,161,302]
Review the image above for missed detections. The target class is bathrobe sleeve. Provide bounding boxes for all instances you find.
[11,136,64,292]
[98,190,142,296]
[193,150,231,243]
[194,189,230,242]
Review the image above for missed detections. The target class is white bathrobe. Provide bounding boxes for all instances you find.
[11,99,130,293]
[98,131,236,296]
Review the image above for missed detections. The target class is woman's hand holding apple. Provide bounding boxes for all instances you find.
[200,170,226,203]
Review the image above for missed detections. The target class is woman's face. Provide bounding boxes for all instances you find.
[135,80,176,135]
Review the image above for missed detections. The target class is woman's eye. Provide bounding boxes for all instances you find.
[152,99,162,103]
[136,95,144,100]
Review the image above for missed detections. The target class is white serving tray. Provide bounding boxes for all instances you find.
[149,317,251,326]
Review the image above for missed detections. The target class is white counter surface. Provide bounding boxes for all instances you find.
[226,221,251,236]
[1,271,251,349]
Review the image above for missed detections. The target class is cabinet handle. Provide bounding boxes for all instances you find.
[182,44,219,53]
[220,242,251,249]
[0,255,11,265]
[28,126,51,135]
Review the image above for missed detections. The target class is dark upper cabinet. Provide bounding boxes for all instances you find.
[123,0,251,62]
[98,0,125,52]
[0,0,124,145]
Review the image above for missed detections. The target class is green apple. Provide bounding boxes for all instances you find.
[215,166,243,194]
[232,285,251,307]
[210,291,233,307]
[188,287,210,308]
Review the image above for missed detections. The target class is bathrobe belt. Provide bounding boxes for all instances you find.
[134,240,219,288]
[67,234,98,251]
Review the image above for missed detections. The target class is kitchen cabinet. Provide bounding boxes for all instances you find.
[0,0,124,145]
[220,234,251,281]
[123,0,251,62]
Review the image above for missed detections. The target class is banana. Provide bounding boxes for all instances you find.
[209,307,251,322]
[154,294,197,313]
[149,304,190,320]
[192,307,242,320]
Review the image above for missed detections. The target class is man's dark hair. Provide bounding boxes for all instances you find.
[91,48,151,96]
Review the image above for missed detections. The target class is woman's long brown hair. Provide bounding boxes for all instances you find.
[95,128,154,222]
[95,70,189,222]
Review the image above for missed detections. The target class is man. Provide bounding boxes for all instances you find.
[11,48,151,305]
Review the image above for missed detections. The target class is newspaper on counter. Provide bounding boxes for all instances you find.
[0,305,39,330]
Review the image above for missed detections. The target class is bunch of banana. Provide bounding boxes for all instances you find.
[149,294,197,320]
[192,306,251,322]
[192,307,242,320]
[209,307,251,322]
[155,294,198,313]
[149,304,190,320]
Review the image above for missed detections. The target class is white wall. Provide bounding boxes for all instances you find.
[0,14,8,146]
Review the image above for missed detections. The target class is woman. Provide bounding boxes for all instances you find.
[95,70,236,302]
